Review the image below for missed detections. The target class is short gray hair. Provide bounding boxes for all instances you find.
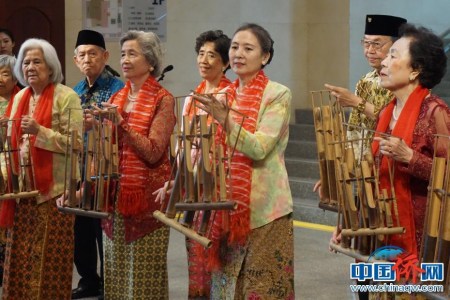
[14,38,64,86]
[0,55,17,81]
[120,31,163,77]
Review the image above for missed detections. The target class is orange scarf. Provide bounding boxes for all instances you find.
[110,76,166,217]
[0,84,55,228]
[208,70,268,270]
[184,75,232,118]
[372,85,429,256]
[185,75,231,297]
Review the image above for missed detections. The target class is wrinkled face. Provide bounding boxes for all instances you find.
[120,39,152,80]
[0,32,14,56]
[0,65,16,98]
[22,48,52,89]
[197,41,227,83]
[74,45,108,79]
[380,37,416,92]
[361,34,393,71]
[229,30,269,83]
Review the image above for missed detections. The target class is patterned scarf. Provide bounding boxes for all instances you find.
[185,75,231,297]
[0,84,55,228]
[184,75,232,118]
[372,85,429,256]
[109,76,167,217]
[208,70,268,270]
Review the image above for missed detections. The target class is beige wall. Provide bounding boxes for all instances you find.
[64,0,349,122]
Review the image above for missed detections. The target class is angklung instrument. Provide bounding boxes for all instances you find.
[419,134,450,295]
[311,90,404,261]
[0,118,40,201]
[58,108,119,219]
[153,92,243,248]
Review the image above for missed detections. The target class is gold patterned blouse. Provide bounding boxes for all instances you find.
[347,69,393,161]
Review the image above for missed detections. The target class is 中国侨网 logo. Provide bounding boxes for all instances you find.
[350,246,444,283]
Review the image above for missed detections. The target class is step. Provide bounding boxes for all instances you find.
[289,123,316,142]
[295,109,314,125]
[285,157,319,179]
[285,140,317,160]
[293,197,337,226]
[289,176,319,200]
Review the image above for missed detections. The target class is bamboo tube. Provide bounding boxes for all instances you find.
[422,157,445,262]
[153,210,211,248]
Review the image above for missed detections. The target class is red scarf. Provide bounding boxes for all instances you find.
[110,76,166,217]
[0,84,55,228]
[372,85,429,256]
[208,70,268,270]
[185,75,231,297]
[184,75,231,119]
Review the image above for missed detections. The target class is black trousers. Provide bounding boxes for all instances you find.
[73,215,103,288]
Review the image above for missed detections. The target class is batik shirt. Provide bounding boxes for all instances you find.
[226,81,293,229]
[347,69,393,162]
[73,67,124,109]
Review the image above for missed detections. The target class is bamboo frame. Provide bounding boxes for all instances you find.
[153,92,243,248]
[311,90,404,258]
[58,108,119,219]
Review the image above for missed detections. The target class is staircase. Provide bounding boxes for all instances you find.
[287,109,336,226]
[433,30,450,104]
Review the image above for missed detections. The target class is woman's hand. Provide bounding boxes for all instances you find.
[56,188,82,207]
[324,84,360,108]
[374,136,413,163]
[329,226,342,253]
[91,103,123,125]
[313,180,324,200]
[83,109,99,131]
[191,92,234,131]
[153,180,174,204]
[21,115,40,135]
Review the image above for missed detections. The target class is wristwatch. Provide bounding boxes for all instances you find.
[356,99,367,113]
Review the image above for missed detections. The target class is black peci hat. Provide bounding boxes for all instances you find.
[75,29,106,49]
[364,15,407,37]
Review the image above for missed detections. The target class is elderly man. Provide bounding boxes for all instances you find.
[325,14,406,159]
[72,29,123,299]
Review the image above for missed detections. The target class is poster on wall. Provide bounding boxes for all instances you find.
[83,0,167,41]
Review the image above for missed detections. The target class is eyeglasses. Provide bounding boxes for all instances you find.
[360,39,390,50]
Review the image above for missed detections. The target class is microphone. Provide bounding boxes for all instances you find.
[105,65,120,77]
[158,65,174,82]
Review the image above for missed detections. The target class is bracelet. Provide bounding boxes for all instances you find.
[356,99,367,113]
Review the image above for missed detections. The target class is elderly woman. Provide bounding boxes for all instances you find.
[183,29,231,298]
[372,24,450,260]
[0,38,82,299]
[0,54,19,285]
[0,55,19,116]
[192,23,294,299]
[97,30,175,299]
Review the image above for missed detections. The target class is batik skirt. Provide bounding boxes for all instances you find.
[211,213,295,300]
[103,212,170,300]
[2,198,74,300]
